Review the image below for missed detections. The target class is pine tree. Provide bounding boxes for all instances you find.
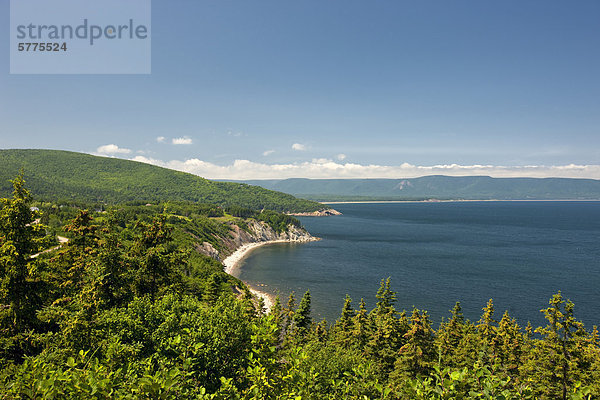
[333,294,355,346]
[339,294,355,330]
[269,295,283,342]
[314,319,328,343]
[131,215,183,302]
[478,298,496,342]
[477,298,497,365]
[366,279,404,373]
[393,308,436,379]
[351,298,370,348]
[293,290,312,335]
[372,277,396,317]
[0,172,47,334]
[60,210,100,295]
[93,229,126,308]
[205,273,221,305]
[282,291,296,336]
[436,301,466,367]
[491,311,523,376]
[64,210,97,249]
[530,292,586,400]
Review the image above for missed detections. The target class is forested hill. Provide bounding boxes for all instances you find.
[0,149,324,212]
[238,176,600,201]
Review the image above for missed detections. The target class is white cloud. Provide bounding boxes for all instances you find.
[263,149,275,156]
[172,137,193,145]
[156,136,166,143]
[336,153,347,161]
[292,143,307,151]
[129,156,600,180]
[96,144,131,155]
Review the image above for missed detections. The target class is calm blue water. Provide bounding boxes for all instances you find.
[237,202,600,328]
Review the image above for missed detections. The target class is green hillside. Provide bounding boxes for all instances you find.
[0,149,325,212]
[238,176,600,201]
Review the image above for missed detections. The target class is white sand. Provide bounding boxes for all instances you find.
[249,287,275,312]
[222,238,318,313]
[223,240,293,275]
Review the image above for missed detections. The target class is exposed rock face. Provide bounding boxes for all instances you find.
[288,208,342,217]
[197,241,220,260]
[197,220,316,260]
[394,180,413,190]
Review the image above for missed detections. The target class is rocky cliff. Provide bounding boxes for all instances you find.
[288,208,342,217]
[197,220,316,261]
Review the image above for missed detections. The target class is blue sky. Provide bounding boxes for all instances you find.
[1,0,599,179]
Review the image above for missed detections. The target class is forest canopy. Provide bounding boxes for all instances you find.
[0,149,325,213]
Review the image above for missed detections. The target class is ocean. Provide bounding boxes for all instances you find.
[236,201,600,329]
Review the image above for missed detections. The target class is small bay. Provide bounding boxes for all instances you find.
[237,201,600,328]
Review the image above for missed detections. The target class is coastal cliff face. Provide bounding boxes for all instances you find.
[197,220,315,261]
[288,208,342,217]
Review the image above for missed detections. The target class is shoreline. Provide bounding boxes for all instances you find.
[223,238,318,312]
[321,199,600,204]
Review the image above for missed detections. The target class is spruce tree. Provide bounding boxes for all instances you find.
[530,292,586,400]
[351,298,370,348]
[205,273,221,305]
[293,290,312,335]
[282,291,296,335]
[436,301,466,367]
[333,294,355,346]
[367,279,403,373]
[393,308,436,379]
[131,214,183,302]
[0,172,47,334]
[372,277,396,317]
[477,298,497,365]
[491,311,523,377]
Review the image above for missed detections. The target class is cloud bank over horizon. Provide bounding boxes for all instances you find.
[128,155,600,180]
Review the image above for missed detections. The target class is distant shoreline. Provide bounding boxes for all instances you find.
[322,199,600,204]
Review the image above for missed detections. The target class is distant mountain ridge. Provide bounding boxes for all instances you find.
[0,149,325,212]
[236,176,600,201]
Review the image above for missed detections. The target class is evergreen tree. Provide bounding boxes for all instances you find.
[333,294,355,346]
[393,308,436,379]
[351,298,370,348]
[314,319,328,343]
[477,298,496,342]
[477,298,497,365]
[131,215,183,301]
[205,273,221,305]
[436,302,466,367]
[0,173,48,334]
[282,291,296,335]
[491,311,523,376]
[93,228,127,308]
[64,210,97,249]
[529,292,586,400]
[59,210,100,295]
[293,290,312,336]
[269,294,283,341]
[372,277,396,317]
[366,279,404,374]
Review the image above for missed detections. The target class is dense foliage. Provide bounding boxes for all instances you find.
[1,175,599,399]
[0,150,325,213]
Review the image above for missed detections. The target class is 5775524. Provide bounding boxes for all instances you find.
[18,42,67,52]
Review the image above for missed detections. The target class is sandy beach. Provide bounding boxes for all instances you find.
[223,238,317,312]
